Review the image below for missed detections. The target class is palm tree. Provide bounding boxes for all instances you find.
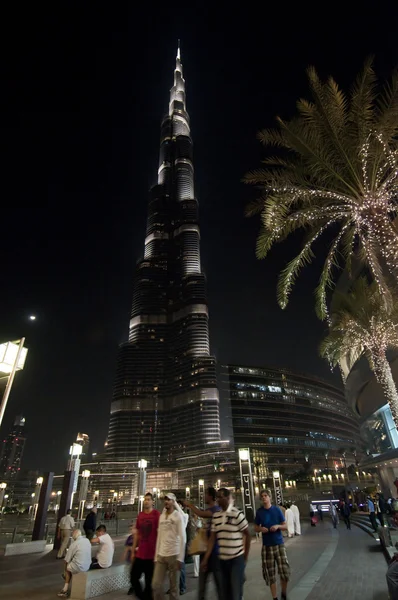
[245,59,398,319]
[320,277,398,426]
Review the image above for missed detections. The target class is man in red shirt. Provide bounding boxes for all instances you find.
[130,492,160,598]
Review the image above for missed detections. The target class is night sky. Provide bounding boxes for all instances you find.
[1,5,397,473]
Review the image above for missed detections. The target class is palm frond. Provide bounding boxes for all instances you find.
[257,128,286,147]
[315,223,349,320]
[245,196,267,217]
[276,222,328,308]
[256,226,277,259]
[375,67,398,140]
[349,55,377,143]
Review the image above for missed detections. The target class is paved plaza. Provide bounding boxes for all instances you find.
[0,520,389,599]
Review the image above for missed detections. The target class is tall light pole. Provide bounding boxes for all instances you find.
[238,448,256,522]
[0,339,28,428]
[0,482,7,513]
[32,476,43,520]
[56,490,62,512]
[138,459,147,512]
[78,470,90,520]
[198,479,205,510]
[68,443,83,508]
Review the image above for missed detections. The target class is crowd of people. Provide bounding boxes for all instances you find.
[57,488,398,600]
[52,486,398,600]
[54,486,296,600]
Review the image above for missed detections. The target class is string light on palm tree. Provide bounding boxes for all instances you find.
[320,277,398,428]
[245,59,398,320]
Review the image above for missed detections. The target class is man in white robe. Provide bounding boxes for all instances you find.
[285,505,295,538]
[291,502,301,535]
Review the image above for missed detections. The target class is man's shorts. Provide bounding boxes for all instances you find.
[261,543,290,586]
[67,562,83,575]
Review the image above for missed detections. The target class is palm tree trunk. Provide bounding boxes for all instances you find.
[373,351,398,428]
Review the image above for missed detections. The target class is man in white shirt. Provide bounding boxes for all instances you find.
[90,525,114,569]
[202,488,250,600]
[57,529,91,597]
[291,502,301,535]
[152,492,186,600]
[57,509,75,559]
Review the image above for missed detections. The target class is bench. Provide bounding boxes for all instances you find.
[70,564,130,599]
[4,540,47,556]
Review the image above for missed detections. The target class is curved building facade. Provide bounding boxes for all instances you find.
[106,47,220,467]
[222,364,361,476]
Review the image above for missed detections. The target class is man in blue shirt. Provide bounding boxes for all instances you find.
[255,489,290,600]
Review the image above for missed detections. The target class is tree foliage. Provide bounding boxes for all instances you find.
[245,59,398,319]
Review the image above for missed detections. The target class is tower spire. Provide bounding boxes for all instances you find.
[169,40,186,116]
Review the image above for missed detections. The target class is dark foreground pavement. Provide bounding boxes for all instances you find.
[0,520,388,599]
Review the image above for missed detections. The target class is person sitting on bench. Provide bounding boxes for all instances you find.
[57,529,91,598]
[90,525,114,569]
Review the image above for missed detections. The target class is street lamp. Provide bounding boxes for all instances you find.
[0,339,28,427]
[138,459,147,506]
[198,480,205,510]
[0,482,7,512]
[238,448,256,519]
[32,477,43,520]
[272,471,283,506]
[239,449,249,461]
[78,470,90,520]
[68,443,83,505]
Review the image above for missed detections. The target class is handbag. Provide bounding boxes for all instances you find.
[188,528,208,555]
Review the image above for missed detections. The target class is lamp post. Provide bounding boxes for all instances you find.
[185,487,190,501]
[152,488,157,509]
[78,470,90,520]
[68,443,83,508]
[198,479,205,510]
[94,490,99,507]
[272,470,283,506]
[138,459,147,512]
[0,339,28,428]
[55,490,62,512]
[238,448,256,521]
[0,482,7,513]
[32,476,43,520]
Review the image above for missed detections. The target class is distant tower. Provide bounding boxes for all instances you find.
[0,415,27,479]
[105,45,220,467]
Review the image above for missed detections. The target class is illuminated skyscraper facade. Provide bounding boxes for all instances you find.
[0,415,27,479]
[106,47,220,467]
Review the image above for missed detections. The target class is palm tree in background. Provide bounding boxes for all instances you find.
[320,277,398,426]
[245,58,398,320]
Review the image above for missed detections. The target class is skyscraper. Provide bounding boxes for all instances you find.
[0,415,27,479]
[106,46,220,468]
